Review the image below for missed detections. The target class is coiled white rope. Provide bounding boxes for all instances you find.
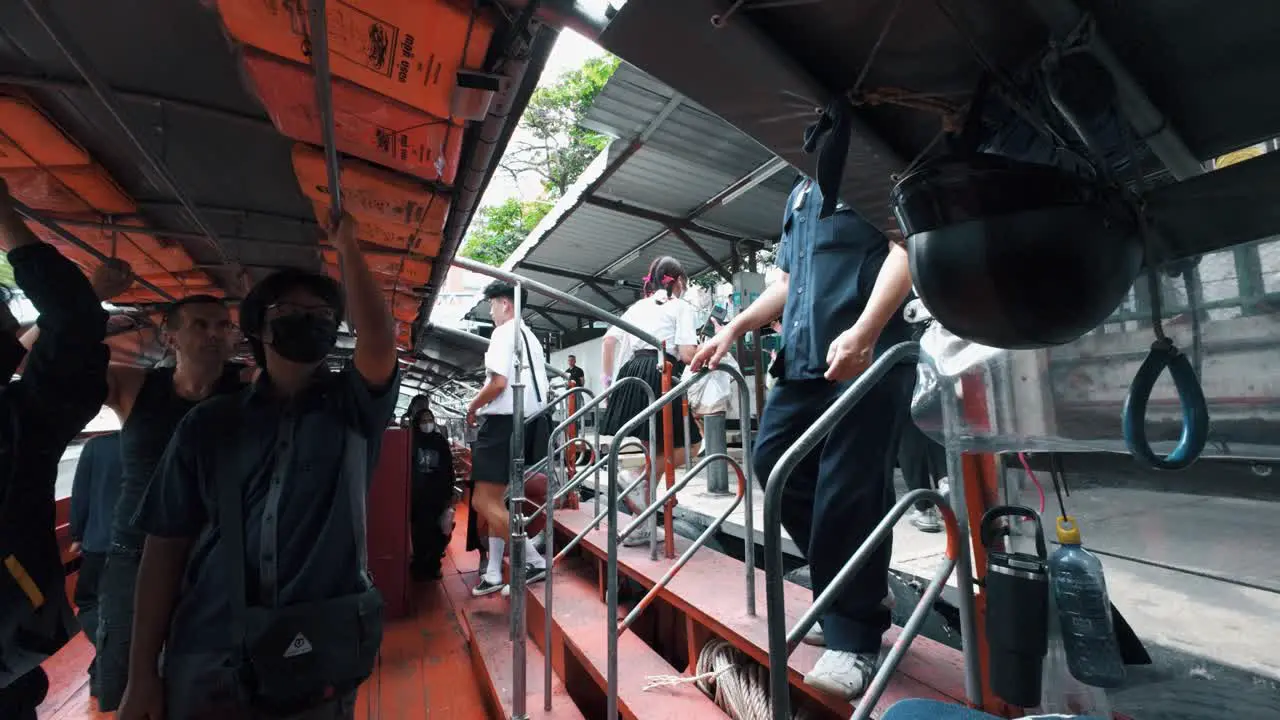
[642,638,815,720]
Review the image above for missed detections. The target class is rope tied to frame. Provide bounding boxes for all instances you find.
[642,638,816,720]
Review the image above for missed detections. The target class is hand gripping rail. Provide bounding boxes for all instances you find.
[595,364,756,720]
[449,258,665,720]
[764,341,981,720]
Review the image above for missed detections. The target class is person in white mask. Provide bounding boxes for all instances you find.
[410,409,455,581]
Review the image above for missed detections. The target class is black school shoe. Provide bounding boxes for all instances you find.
[500,566,547,597]
[472,577,505,597]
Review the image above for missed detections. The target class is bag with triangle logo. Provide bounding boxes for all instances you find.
[220,429,384,713]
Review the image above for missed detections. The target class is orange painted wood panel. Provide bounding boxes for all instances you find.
[553,508,968,718]
[524,559,727,720]
[442,573,585,720]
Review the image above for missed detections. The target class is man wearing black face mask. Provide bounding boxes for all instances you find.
[410,409,455,581]
[120,213,398,720]
[0,180,126,719]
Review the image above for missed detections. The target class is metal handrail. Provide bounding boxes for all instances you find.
[447,259,678,719]
[616,452,748,631]
[787,489,960,720]
[526,385,595,425]
[763,342,918,719]
[453,256,665,350]
[532,436,650,528]
[552,454,657,563]
[762,342,982,719]
[600,364,757,720]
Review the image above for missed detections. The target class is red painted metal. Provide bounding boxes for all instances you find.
[660,356,676,560]
[552,508,966,717]
[524,559,725,720]
[367,428,412,620]
[443,572,585,719]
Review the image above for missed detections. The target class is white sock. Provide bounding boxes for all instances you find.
[524,537,547,569]
[485,538,505,583]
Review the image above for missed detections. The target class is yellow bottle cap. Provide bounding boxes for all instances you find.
[1056,515,1082,545]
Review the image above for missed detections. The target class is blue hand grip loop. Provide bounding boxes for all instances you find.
[1122,338,1210,470]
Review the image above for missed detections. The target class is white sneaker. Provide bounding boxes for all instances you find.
[801,588,896,647]
[910,506,943,533]
[804,649,878,700]
[621,526,666,548]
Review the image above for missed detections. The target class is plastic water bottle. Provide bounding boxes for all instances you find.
[1047,516,1125,688]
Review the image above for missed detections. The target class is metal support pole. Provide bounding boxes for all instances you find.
[941,381,985,709]
[12,201,176,302]
[306,0,344,226]
[509,284,529,720]
[704,412,730,494]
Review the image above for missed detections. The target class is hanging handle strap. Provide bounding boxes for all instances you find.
[1122,338,1209,470]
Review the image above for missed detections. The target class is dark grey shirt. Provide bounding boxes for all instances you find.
[135,365,399,653]
[776,176,911,381]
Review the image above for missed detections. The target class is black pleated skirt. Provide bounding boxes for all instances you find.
[601,350,702,449]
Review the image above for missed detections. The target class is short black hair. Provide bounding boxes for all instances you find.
[568,354,576,360]
[482,280,528,307]
[240,268,344,366]
[164,295,226,330]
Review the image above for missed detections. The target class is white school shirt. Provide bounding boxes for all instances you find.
[481,320,550,416]
[605,293,698,368]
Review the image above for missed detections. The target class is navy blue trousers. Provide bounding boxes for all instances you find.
[752,365,915,653]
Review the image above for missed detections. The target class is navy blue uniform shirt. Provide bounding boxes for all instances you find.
[775,176,911,381]
[134,365,399,654]
[69,432,123,554]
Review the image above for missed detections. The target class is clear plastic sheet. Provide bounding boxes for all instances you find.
[911,244,1280,460]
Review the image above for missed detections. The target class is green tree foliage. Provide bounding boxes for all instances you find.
[500,55,619,198]
[0,254,13,287]
[459,197,553,266]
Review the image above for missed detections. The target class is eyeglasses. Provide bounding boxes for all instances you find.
[266,302,336,320]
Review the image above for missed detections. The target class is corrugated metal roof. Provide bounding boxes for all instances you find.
[464,61,794,336]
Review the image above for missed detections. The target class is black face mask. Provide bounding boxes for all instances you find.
[0,332,26,385]
[266,314,338,364]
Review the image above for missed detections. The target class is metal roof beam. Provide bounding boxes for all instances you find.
[20,0,240,284]
[582,195,741,243]
[584,281,628,311]
[0,73,271,130]
[532,307,570,331]
[13,201,177,302]
[669,226,732,282]
[558,155,787,300]
[518,261,643,290]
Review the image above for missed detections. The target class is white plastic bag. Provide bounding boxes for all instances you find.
[684,353,739,416]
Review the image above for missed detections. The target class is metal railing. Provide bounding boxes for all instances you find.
[596,363,757,720]
[615,452,749,632]
[763,341,984,719]
[449,258,666,720]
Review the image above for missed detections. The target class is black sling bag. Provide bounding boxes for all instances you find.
[220,428,383,713]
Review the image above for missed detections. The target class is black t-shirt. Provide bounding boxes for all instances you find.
[566,366,585,387]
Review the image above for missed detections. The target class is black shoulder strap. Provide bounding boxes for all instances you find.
[345,430,370,588]
[220,437,248,648]
[519,329,542,404]
[224,426,372,649]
